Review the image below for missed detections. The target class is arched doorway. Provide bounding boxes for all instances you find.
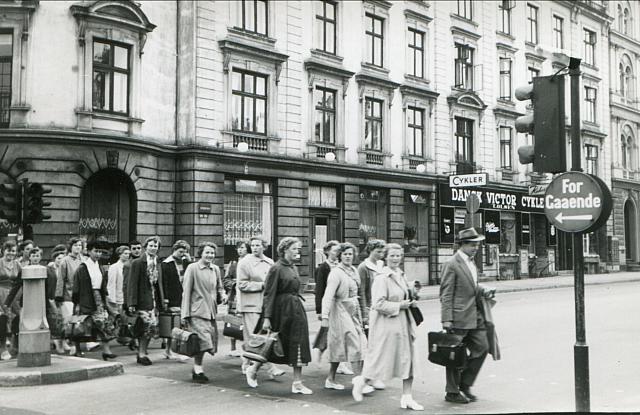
[624,200,637,263]
[79,169,136,243]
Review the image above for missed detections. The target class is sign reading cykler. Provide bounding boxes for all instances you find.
[544,172,612,233]
[449,173,488,188]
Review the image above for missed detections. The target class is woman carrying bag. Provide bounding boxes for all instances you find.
[181,241,227,384]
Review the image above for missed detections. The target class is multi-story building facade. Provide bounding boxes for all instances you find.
[0,0,635,284]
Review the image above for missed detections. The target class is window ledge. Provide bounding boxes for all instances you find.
[404,74,430,86]
[227,27,276,46]
[310,49,343,64]
[496,31,515,41]
[85,110,144,124]
[581,62,599,71]
[525,41,538,48]
[449,13,478,28]
[360,62,390,75]
[497,98,515,106]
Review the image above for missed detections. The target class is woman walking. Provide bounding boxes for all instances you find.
[222,240,247,357]
[352,243,424,411]
[181,241,227,384]
[47,245,68,354]
[247,237,313,395]
[321,242,368,391]
[0,241,21,360]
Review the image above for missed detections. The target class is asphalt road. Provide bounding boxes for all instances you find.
[2,281,639,414]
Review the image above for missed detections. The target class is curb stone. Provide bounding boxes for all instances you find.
[0,358,124,387]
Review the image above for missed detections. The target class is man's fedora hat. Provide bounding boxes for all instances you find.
[456,227,486,243]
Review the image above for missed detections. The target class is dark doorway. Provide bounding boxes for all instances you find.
[624,200,637,262]
[556,230,574,271]
[79,169,136,244]
[309,209,341,277]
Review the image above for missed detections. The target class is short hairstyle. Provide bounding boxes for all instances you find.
[144,236,161,248]
[129,240,141,247]
[50,244,67,259]
[322,240,340,255]
[115,245,130,258]
[383,243,403,259]
[365,239,386,255]
[18,240,34,253]
[249,236,269,248]
[235,240,249,250]
[2,240,17,253]
[86,239,102,251]
[277,237,301,258]
[28,246,41,257]
[67,237,83,249]
[171,240,190,252]
[197,241,218,257]
[336,242,358,262]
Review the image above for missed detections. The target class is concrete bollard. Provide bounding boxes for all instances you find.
[18,265,50,367]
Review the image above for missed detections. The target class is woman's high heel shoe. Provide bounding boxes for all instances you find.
[400,395,424,411]
[102,353,117,361]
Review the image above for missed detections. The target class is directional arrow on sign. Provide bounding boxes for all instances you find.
[555,212,593,224]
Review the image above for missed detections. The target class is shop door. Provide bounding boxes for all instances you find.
[310,210,340,278]
[557,230,573,271]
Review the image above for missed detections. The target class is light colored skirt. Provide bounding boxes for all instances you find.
[191,316,218,354]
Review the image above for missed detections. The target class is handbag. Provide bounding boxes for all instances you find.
[427,331,467,368]
[64,315,94,341]
[312,326,328,351]
[221,314,244,341]
[242,330,283,363]
[158,309,181,338]
[409,305,424,326]
[170,327,200,357]
[118,312,144,339]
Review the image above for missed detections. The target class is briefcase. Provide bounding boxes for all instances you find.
[158,309,181,338]
[428,331,467,368]
[221,314,243,341]
[170,327,200,357]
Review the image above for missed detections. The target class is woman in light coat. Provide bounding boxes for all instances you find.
[352,243,424,411]
[321,242,367,391]
[181,241,227,384]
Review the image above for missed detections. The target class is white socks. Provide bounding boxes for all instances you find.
[193,364,203,374]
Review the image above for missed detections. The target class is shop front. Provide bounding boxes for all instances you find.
[438,183,556,279]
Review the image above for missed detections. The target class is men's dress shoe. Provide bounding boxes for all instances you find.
[291,382,313,395]
[325,378,345,390]
[102,353,117,361]
[460,386,477,402]
[137,355,152,366]
[192,372,209,384]
[445,393,470,404]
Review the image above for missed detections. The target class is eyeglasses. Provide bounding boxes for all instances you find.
[130,247,142,250]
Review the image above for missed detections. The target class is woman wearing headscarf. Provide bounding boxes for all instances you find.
[181,241,227,384]
[246,237,313,395]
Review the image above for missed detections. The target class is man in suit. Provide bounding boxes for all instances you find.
[128,236,164,365]
[439,227,495,404]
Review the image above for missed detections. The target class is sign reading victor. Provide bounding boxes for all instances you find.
[544,172,612,233]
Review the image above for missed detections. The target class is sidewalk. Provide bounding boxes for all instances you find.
[300,270,640,311]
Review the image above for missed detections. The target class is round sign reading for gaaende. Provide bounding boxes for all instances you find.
[544,172,606,233]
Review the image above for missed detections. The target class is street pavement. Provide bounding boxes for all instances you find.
[1,274,639,414]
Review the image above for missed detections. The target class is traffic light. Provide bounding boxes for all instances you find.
[0,181,21,224]
[515,75,567,173]
[22,181,52,224]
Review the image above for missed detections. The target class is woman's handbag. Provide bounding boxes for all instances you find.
[64,315,94,341]
[312,326,328,351]
[427,331,467,368]
[221,314,243,341]
[118,312,144,339]
[409,305,424,326]
[170,327,200,357]
[242,330,284,363]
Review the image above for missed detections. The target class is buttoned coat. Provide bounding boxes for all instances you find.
[127,253,164,311]
[440,252,488,329]
[181,262,225,321]
[236,254,273,313]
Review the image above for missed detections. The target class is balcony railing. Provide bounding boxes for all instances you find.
[233,133,269,152]
[313,142,335,158]
[365,152,384,165]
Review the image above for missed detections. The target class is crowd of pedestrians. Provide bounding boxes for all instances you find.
[0,226,494,411]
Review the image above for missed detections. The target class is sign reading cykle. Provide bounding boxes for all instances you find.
[544,172,612,233]
[449,173,488,188]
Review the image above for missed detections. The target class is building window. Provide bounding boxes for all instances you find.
[499,58,512,100]
[526,4,538,44]
[583,29,596,66]
[0,32,12,128]
[358,188,388,255]
[364,97,383,151]
[584,86,596,123]
[309,184,337,208]
[232,69,267,134]
[621,136,631,170]
[314,0,336,54]
[239,0,268,36]
[92,39,130,114]
[314,86,335,144]
[407,107,424,157]
[223,178,273,262]
[365,13,384,67]
[456,0,473,20]
[499,0,512,35]
[585,144,598,175]
[553,15,564,49]
[623,8,629,35]
[404,192,429,255]
[407,28,424,79]
[528,66,539,83]
[455,116,474,164]
[454,44,473,90]
[499,126,512,169]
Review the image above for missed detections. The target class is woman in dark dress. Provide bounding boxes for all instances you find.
[253,237,313,395]
[222,240,247,357]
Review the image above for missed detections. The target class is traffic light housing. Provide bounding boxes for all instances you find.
[22,181,52,224]
[0,181,21,224]
[515,75,567,174]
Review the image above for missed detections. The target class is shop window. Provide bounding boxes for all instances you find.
[454,208,466,236]
[499,212,516,254]
[223,178,273,262]
[0,31,11,128]
[358,188,388,253]
[404,192,428,255]
[308,184,337,208]
[92,39,130,115]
